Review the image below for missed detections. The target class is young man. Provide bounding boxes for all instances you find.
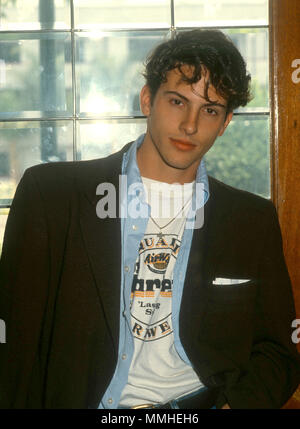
[0,30,299,409]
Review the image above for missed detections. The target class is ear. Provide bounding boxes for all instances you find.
[218,111,233,136]
[140,85,152,117]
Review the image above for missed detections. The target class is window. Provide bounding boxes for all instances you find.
[0,0,269,251]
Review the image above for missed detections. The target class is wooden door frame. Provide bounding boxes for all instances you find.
[269,0,300,407]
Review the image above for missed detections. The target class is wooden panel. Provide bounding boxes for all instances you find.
[269,0,300,408]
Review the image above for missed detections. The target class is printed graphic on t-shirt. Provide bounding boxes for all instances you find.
[119,180,203,408]
[130,230,182,342]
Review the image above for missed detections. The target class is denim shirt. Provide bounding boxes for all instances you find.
[98,134,210,409]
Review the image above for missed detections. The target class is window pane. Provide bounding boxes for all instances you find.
[0,208,8,255]
[0,0,71,30]
[0,32,73,119]
[205,115,270,198]
[76,31,167,117]
[175,0,268,27]
[224,29,269,112]
[77,118,147,160]
[74,0,171,29]
[0,120,73,204]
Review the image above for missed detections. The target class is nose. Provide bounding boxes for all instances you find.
[179,108,198,135]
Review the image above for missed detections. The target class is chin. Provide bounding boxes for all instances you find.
[164,159,196,172]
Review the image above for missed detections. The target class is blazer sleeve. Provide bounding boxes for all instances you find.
[217,203,300,409]
[0,168,50,408]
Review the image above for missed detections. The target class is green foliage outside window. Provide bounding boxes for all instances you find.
[206,80,270,198]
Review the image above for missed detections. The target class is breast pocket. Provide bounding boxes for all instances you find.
[200,280,258,345]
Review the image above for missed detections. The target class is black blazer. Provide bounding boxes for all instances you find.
[0,143,299,409]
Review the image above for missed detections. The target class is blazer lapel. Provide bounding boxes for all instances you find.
[180,177,235,337]
[78,150,126,353]
[202,177,236,282]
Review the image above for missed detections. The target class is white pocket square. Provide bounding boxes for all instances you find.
[212,277,251,285]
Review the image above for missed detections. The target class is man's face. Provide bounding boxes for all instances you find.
[138,67,233,183]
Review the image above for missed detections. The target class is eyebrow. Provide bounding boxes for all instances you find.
[163,90,227,109]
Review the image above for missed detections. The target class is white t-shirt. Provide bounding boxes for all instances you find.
[119,178,203,407]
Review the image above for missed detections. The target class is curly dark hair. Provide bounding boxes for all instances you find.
[143,29,252,112]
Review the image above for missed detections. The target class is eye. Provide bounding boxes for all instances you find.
[204,107,218,115]
[170,98,184,106]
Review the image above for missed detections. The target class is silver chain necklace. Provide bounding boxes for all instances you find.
[150,197,192,239]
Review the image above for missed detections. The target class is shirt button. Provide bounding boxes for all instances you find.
[122,354,127,360]
[108,398,113,405]
[124,265,130,272]
[132,224,138,231]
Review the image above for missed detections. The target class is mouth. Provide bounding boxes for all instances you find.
[170,138,196,151]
